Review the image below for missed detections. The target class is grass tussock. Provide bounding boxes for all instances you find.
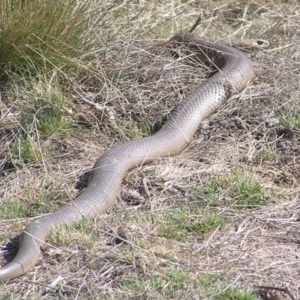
[0,0,300,299]
[0,0,118,75]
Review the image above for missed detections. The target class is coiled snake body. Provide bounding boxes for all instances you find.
[0,33,254,281]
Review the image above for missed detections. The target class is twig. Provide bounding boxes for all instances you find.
[189,12,203,33]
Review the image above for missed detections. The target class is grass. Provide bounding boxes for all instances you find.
[47,218,103,248]
[0,201,30,220]
[113,266,256,299]
[158,207,224,239]
[281,115,300,130]
[0,0,300,299]
[13,136,43,165]
[194,169,270,208]
[0,174,60,220]
[120,117,150,139]
[7,74,73,167]
[0,0,104,75]
[214,287,256,300]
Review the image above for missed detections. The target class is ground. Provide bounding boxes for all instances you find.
[0,1,299,299]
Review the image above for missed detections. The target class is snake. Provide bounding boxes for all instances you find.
[0,32,254,281]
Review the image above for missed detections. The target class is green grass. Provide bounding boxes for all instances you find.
[0,0,103,75]
[194,169,270,208]
[148,267,189,297]
[12,136,42,165]
[158,207,225,240]
[7,75,72,167]
[0,175,60,220]
[117,267,195,298]
[117,267,255,299]
[0,201,30,220]
[0,195,47,220]
[32,78,73,137]
[120,118,151,139]
[281,115,300,130]
[214,287,256,300]
[47,217,103,248]
[37,107,72,137]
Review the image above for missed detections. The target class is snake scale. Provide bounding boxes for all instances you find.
[0,32,254,281]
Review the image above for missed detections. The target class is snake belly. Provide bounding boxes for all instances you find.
[0,33,254,281]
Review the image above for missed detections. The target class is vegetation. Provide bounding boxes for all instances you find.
[0,0,299,299]
[194,169,270,208]
[0,0,102,74]
[158,207,225,239]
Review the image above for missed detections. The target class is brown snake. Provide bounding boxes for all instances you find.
[0,33,254,281]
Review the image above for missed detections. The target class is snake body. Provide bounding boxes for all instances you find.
[0,33,254,281]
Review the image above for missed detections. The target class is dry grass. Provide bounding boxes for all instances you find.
[0,0,300,299]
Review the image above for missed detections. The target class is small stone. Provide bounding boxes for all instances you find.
[265,118,280,127]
